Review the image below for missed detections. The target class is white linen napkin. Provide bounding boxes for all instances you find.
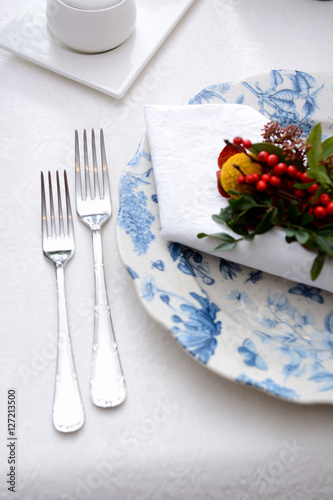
[144,103,333,293]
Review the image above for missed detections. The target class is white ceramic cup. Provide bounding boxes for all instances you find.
[46,0,137,54]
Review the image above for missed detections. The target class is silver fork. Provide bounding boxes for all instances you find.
[41,170,85,432]
[75,129,126,408]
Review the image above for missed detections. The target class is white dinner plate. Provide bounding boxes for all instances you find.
[116,70,333,404]
[0,0,195,99]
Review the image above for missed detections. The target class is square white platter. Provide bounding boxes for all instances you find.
[0,0,196,98]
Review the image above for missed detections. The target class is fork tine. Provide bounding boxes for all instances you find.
[75,130,82,202]
[100,129,111,203]
[41,171,48,241]
[48,171,56,238]
[91,129,100,200]
[83,130,91,201]
[64,170,74,240]
[56,171,65,238]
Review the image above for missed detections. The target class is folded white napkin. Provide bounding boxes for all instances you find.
[144,103,333,293]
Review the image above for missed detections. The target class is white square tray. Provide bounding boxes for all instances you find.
[0,0,195,98]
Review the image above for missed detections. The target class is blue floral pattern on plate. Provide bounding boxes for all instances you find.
[116,70,333,404]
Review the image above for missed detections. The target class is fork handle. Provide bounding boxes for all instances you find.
[90,230,126,408]
[53,266,85,432]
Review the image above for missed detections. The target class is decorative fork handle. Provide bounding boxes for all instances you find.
[90,229,126,407]
[53,266,85,432]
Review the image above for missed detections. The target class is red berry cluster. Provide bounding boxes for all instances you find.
[233,137,333,220]
[233,136,252,149]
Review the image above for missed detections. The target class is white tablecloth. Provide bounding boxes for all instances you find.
[0,0,333,499]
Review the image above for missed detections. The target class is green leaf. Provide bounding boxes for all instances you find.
[303,232,317,251]
[243,233,255,241]
[206,232,237,242]
[212,205,235,223]
[254,210,275,235]
[293,182,313,190]
[307,123,323,173]
[315,234,333,256]
[285,226,296,237]
[256,193,273,206]
[309,188,322,204]
[295,229,310,244]
[277,199,285,220]
[285,201,300,223]
[214,241,237,251]
[322,136,333,159]
[317,223,333,236]
[227,189,240,196]
[301,211,314,226]
[312,169,331,185]
[212,212,230,224]
[228,222,249,236]
[229,193,256,211]
[305,123,331,184]
[197,232,209,239]
[311,251,326,281]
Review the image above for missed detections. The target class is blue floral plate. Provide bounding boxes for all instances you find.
[117,70,333,404]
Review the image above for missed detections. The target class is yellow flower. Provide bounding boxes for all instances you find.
[220,153,262,198]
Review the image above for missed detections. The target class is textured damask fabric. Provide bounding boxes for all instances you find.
[0,0,333,499]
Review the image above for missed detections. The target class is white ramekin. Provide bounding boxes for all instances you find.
[46,0,137,54]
